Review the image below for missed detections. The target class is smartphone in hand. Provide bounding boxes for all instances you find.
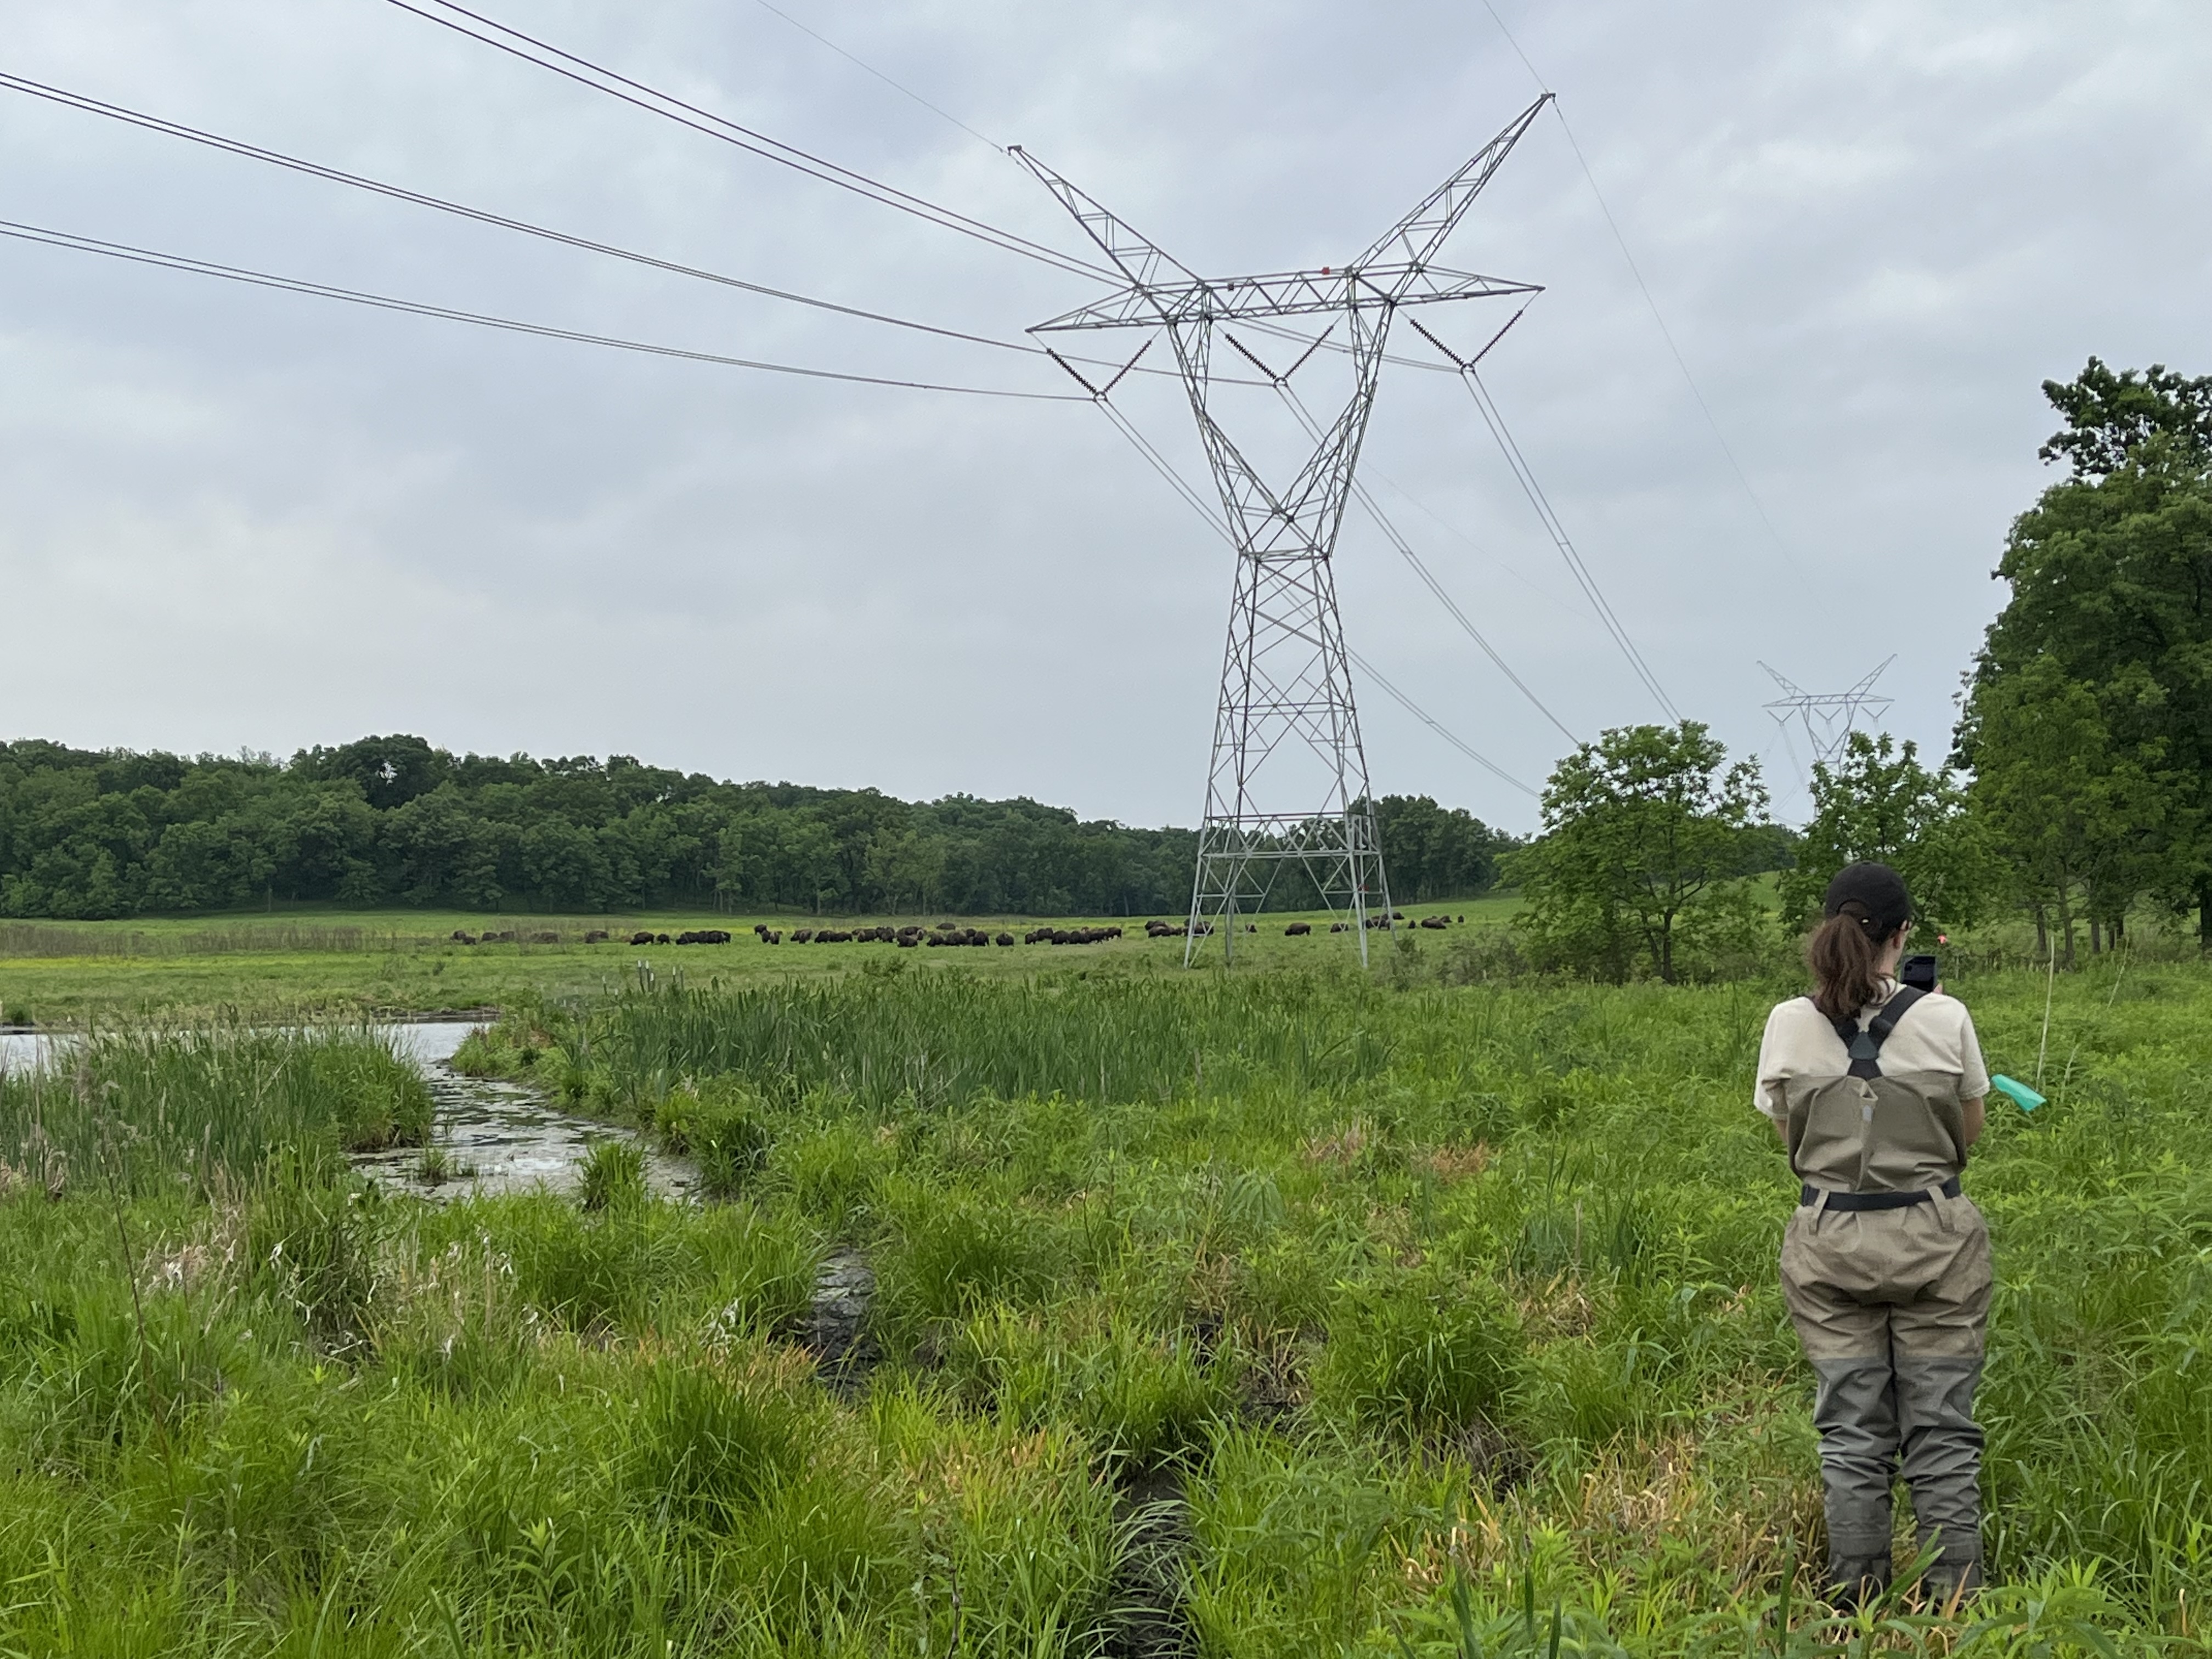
[1901,953,1938,994]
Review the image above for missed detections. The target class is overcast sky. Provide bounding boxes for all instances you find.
[3,0,2207,833]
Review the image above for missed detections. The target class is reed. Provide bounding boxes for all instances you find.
[0,1022,431,1193]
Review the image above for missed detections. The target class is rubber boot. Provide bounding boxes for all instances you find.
[1825,1553,1893,1613]
[1920,1548,1982,1612]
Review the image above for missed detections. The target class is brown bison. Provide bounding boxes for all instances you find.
[1284,922,1311,935]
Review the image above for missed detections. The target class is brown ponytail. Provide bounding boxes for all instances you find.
[1808,908,1887,1020]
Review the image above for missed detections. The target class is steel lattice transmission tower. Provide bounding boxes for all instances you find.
[1759,656,1898,774]
[1013,97,1549,964]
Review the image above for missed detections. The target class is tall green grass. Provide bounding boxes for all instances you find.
[595,971,1397,1109]
[0,1023,431,1194]
[0,961,2207,1654]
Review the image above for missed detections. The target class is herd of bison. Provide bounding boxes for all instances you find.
[445,913,1465,949]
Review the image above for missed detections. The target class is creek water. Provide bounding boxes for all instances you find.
[0,1021,688,1203]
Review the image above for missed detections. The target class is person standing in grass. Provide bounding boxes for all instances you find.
[1754,861,1991,1610]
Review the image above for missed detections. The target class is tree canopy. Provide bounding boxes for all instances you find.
[1780,732,1990,937]
[1957,357,2212,953]
[0,738,1511,920]
[1511,722,1771,983]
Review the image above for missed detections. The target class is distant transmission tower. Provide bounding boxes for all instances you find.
[1014,97,1550,964]
[1759,657,1897,780]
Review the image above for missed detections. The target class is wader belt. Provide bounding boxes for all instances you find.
[1827,985,1927,1078]
[1801,1177,1961,1210]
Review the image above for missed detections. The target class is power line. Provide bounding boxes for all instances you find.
[1476,0,1803,571]
[1457,367,1681,719]
[386,0,1116,284]
[0,71,1245,391]
[1274,382,1581,746]
[1083,382,1541,800]
[1348,650,1540,798]
[0,218,1085,400]
[748,0,1004,155]
[0,71,1039,360]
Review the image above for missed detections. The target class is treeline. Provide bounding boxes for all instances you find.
[1509,358,2212,980]
[0,733,1515,920]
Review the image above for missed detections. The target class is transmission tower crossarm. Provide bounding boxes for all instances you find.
[1005,145,1204,297]
[1847,654,1898,697]
[1030,263,1540,332]
[1757,661,1808,702]
[1354,93,1551,294]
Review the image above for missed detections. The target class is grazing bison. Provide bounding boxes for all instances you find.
[791,929,815,944]
[995,932,1014,946]
[1419,917,1447,930]
[629,931,654,945]
[1284,922,1311,935]
[450,930,477,945]
[583,929,609,944]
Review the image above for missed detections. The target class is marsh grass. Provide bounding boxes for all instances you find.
[0,1022,431,1194]
[0,961,2207,1654]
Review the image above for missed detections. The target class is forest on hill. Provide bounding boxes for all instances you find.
[0,738,1516,921]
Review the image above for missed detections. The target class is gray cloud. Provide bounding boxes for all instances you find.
[2,0,2207,831]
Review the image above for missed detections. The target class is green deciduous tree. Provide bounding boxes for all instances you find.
[1371,794,1515,902]
[1957,358,2212,949]
[1964,659,2165,966]
[1512,722,1770,983]
[1780,731,1993,937]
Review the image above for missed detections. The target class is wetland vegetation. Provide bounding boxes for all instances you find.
[2,957,2205,1655]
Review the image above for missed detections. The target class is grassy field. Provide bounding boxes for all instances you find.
[0,898,1521,1025]
[1,952,2205,1655]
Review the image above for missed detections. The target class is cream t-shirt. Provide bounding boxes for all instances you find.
[1753,979,1990,1124]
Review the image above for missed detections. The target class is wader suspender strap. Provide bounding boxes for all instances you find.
[1824,986,1927,1079]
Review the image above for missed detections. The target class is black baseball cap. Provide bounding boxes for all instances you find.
[1823,862,1913,935]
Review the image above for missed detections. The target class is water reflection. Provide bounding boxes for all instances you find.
[355,1058,691,1203]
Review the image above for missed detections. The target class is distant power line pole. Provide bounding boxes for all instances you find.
[1758,656,1897,783]
[1014,96,1550,965]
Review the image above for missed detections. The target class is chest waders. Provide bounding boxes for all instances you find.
[1778,988,1989,1609]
